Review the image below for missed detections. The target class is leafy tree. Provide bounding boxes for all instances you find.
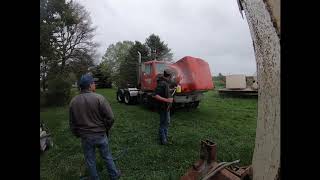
[40,0,63,90]
[46,75,73,106]
[51,1,97,73]
[91,64,112,88]
[145,34,173,61]
[100,41,134,86]
[40,0,97,106]
[67,49,95,81]
[119,41,149,87]
[40,0,97,91]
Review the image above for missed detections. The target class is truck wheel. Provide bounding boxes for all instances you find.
[117,90,124,103]
[193,101,200,108]
[124,92,131,105]
[142,94,147,104]
[124,92,137,105]
[141,93,149,107]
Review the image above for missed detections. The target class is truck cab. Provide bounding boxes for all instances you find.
[140,61,168,91]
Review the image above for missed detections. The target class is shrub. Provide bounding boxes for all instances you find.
[46,75,72,106]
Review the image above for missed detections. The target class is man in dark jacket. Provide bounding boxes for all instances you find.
[69,74,120,180]
[152,69,174,145]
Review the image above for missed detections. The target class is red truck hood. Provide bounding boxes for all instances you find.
[169,56,214,93]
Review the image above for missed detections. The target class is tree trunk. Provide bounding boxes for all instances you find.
[42,78,47,92]
[61,59,66,73]
[240,0,280,179]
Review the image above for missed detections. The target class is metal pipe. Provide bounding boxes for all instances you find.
[138,51,141,64]
[137,51,141,87]
[201,160,240,180]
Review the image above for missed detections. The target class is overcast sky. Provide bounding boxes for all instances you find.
[75,0,256,76]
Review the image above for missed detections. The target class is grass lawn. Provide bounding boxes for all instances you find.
[40,88,257,180]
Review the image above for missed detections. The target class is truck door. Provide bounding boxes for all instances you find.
[141,63,153,90]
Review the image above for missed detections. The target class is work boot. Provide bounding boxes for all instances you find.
[160,136,168,145]
[115,169,121,179]
[164,129,168,139]
[110,169,121,180]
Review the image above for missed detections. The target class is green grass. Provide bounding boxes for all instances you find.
[40,88,257,180]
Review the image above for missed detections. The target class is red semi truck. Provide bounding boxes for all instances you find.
[116,52,214,109]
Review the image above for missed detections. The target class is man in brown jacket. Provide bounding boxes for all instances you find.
[69,74,120,180]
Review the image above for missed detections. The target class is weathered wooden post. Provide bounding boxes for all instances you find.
[238,0,280,179]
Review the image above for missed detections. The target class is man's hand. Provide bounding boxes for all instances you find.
[167,98,174,103]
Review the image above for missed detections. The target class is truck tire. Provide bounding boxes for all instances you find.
[117,90,124,103]
[124,91,133,105]
[140,93,149,107]
[141,93,148,105]
[193,101,200,108]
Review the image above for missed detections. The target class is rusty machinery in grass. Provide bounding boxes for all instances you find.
[181,140,252,180]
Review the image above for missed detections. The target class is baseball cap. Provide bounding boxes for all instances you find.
[79,74,94,88]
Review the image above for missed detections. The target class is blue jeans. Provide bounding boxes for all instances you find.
[159,110,170,143]
[81,134,119,180]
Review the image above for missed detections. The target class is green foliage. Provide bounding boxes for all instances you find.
[119,41,149,87]
[213,73,226,89]
[67,51,95,81]
[100,41,134,87]
[40,0,96,95]
[145,34,173,61]
[46,75,73,106]
[91,64,112,88]
[68,72,77,84]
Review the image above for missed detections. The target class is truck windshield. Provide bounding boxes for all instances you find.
[155,63,167,74]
